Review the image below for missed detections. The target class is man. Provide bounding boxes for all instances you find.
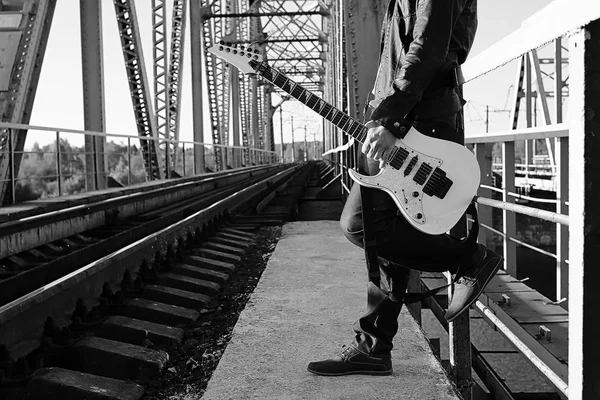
[307,0,503,376]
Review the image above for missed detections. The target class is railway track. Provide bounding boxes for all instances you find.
[0,162,328,400]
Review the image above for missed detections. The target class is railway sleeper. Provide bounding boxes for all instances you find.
[140,285,211,309]
[192,248,242,264]
[28,367,144,400]
[181,255,236,274]
[170,263,230,285]
[97,316,184,347]
[158,273,222,295]
[209,236,251,249]
[74,336,169,381]
[202,241,246,255]
[119,298,199,327]
[215,231,254,243]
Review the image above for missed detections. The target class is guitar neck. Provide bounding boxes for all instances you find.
[251,60,367,144]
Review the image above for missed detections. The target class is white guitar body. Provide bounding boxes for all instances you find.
[349,127,480,235]
[207,41,480,235]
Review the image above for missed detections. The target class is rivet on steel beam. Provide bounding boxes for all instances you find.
[500,294,511,306]
[539,325,552,342]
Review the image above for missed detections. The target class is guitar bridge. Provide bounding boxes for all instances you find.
[423,168,453,199]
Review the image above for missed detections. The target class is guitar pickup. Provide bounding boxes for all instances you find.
[389,146,409,170]
[423,167,453,199]
[403,156,418,176]
[413,162,433,185]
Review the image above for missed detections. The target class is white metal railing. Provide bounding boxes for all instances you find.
[0,122,279,204]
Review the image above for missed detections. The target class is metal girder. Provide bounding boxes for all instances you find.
[201,0,233,171]
[236,37,323,43]
[0,0,57,204]
[208,10,328,17]
[152,0,170,176]
[113,0,163,180]
[168,0,188,169]
[80,0,107,191]
[343,0,386,122]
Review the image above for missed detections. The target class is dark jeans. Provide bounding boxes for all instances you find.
[341,114,475,356]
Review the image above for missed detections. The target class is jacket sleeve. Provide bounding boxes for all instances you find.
[371,0,466,123]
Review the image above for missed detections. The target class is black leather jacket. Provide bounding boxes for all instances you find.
[369,0,478,124]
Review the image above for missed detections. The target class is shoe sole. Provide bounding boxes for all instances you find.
[446,256,503,322]
[306,367,393,376]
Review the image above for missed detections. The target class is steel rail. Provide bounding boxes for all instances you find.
[0,164,303,361]
[0,164,278,238]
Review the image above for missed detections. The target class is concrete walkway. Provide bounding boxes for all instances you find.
[202,221,460,400]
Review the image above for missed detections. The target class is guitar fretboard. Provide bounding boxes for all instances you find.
[250,60,368,144]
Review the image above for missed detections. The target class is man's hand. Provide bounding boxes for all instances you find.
[361,120,397,169]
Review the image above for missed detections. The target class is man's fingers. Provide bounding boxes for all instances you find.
[361,141,370,154]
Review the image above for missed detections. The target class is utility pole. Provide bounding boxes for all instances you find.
[279,107,284,162]
[486,105,489,133]
[291,116,295,162]
[304,125,308,162]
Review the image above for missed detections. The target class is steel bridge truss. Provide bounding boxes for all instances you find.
[0,0,57,204]
[0,0,335,205]
[201,0,329,168]
[151,0,187,177]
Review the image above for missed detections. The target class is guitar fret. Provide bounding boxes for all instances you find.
[331,110,343,126]
[348,122,361,139]
[306,92,318,109]
[252,62,370,146]
[322,103,334,119]
[356,126,368,143]
[339,116,351,131]
[290,81,303,98]
[272,69,286,88]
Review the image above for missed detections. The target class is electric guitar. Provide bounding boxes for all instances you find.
[209,41,480,235]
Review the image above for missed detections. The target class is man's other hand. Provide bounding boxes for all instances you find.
[361,120,397,169]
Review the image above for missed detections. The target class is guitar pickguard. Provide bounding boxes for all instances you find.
[350,144,443,226]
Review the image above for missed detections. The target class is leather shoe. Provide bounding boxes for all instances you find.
[445,244,503,322]
[307,345,392,376]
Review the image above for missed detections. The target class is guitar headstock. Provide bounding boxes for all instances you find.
[208,41,264,74]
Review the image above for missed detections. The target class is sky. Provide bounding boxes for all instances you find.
[25,0,557,149]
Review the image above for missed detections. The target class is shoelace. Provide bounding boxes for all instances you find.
[456,274,477,285]
[340,345,354,361]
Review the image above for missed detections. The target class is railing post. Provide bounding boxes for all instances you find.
[555,37,569,309]
[556,136,568,308]
[474,142,492,248]
[56,131,62,196]
[406,271,421,325]
[8,128,15,204]
[447,273,472,400]
[128,137,132,185]
[503,141,517,277]
[182,142,186,176]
